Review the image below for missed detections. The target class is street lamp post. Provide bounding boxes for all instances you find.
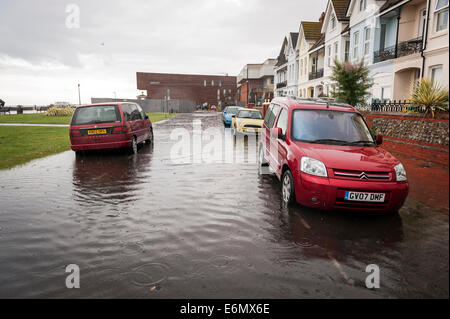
[78,84,81,105]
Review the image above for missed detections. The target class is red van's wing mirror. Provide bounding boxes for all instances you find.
[376,135,383,145]
[271,127,282,139]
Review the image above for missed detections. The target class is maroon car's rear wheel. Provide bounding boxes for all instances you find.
[130,136,138,154]
[146,128,153,144]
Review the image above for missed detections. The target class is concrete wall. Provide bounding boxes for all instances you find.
[90,98,197,113]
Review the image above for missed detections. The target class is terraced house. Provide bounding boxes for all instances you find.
[346,0,449,102]
[273,0,448,105]
[297,21,324,97]
[321,0,351,96]
[274,32,299,97]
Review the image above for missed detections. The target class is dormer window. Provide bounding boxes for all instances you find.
[331,14,336,30]
[359,0,367,11]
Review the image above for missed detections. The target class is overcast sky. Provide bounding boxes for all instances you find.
[0,0,327,105]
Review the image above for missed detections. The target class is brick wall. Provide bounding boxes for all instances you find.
[137,72,237,106]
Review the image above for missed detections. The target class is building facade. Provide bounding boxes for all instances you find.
[297,21,324,97]
[280,0,448,105]
[322,0,351,96]
[136,72,237,106]
[274,33,299,97]
[236,59,276,105]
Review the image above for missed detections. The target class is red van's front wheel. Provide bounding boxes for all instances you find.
[282,170,295,205]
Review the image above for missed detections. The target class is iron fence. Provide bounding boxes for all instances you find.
[373,36,423,63]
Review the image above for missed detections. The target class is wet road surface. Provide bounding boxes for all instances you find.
[0,112,448,298]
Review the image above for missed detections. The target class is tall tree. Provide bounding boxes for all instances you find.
[330,60,373,107]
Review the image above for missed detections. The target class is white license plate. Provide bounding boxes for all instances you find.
[344,191,385,203]
[246,129,255,133]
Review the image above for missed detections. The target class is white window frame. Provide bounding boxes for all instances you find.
[331,14,336,30]
[327,45,332,67]
[430,65,443,85]
[353,31,360,62]
[435,0,449,32]
[364,27,371,57]
[359,0,367,12]
[334,42,338,63]
[344,40,350,61]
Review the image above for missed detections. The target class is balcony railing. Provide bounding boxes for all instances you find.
[276,81,287,89]
[309,68,324,80]
[373,36,423,63]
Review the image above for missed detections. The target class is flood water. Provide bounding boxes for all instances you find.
[0,113,448,298]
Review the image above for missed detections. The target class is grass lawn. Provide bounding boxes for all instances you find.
[0,112,179,170]
[0,112,178,125]
[0,126,70,170]
[0,114,72,124]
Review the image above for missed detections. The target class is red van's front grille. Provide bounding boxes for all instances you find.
[332,169,392,182]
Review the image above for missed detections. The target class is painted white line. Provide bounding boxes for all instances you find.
[300,218,311,229]
[326,252,354,285]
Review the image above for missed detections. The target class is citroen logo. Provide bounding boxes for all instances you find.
[359,172,369,180]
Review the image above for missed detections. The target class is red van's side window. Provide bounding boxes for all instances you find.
[264,104,280,128]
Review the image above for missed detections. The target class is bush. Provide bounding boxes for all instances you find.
[410,78,449,118]
[45,106,75,117]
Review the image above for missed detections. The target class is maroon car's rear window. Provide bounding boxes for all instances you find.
[71,105,121,125]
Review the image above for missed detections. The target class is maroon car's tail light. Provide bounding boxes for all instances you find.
[112,126,129,134]
[70,129,81,137]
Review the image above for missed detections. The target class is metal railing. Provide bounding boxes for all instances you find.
[309,68,324,80]
[276,81,287,89]
[368,100,419,113]
[373,36,423,63]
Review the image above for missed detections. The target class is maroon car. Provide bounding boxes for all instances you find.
[70,103,153,154]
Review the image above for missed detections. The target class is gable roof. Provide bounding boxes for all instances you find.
[309,33,325,53]
[332,0,351,21]
[275,37,288,67]
[301,21,323,41]
[379,0,411,14]
[346,0,386,16]
[290,32,299,49]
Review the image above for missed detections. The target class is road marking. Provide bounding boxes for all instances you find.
[300,218,311,229]
[326,252,354,285]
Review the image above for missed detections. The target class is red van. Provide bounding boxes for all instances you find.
[70,103,153,154]
[259,97,409,213]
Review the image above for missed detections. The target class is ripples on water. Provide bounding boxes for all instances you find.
[0,113,448,298]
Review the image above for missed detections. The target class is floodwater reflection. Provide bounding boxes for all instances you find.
[72,144,154,207]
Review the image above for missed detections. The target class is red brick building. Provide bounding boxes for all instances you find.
[136,72,237,106]
[236,59,276,106]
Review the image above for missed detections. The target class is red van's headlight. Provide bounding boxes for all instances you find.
[394,163,407,181]
[300,156,328,177]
